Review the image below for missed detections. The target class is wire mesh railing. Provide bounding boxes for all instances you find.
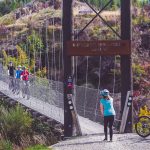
[0,69,121,126]
[74,85,121,124]
[0,70,64,124]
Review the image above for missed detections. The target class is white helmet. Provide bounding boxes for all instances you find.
[100,89,110,96]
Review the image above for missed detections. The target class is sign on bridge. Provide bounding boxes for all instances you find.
[67,40,131,56]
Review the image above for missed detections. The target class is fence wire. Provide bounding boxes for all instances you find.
[0,67,121,128]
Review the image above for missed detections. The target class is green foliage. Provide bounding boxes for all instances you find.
[26,144,51,150]
[0,2,11,16]
[133,0,149,7]
[80,0,120,9]
[27,31,44,57]
[2,44,46,76]
[25,31,44,73]
[0,0,31,15]
[2,45,28,67]
[2,50,8,65]
[0,13,15,25]
[132,63,147,91]
[80,0,149,9]
[0,105,33,144]
[111,4,118,11]
[16,45,28,66]
[132,15,150,25]
[0,102,58,147]
[36,67,47,78]
[132,64,146,77]
[0,140,13,150]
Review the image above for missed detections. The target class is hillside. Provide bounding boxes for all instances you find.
[0,0,150,149]
[0,0,149,95]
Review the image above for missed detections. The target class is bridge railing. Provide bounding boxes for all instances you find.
[0,69,121,127]
[74,85,121,124]
[0,72,64,105]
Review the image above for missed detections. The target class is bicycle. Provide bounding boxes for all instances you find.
[111,97,150,136]
[133,98,150,138]
[135,115,150,138]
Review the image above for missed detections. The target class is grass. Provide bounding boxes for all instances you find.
[25,144,52,150]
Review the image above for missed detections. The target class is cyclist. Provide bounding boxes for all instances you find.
[21,66,29,81]
[100,89,116,142]
[15,65,22,94]
[21,66,30,99]
[8,62,15,92]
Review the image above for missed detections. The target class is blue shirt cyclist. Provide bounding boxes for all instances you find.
[15,65,22,79]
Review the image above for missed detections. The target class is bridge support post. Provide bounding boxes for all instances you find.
[62,0,73,137]
[121,0,133,133]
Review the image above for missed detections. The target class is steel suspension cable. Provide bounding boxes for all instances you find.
[45,16,50,79]
[38,28,42,72]
[94,56,102,121]
[52,0,57,81]
[83,56,89,117]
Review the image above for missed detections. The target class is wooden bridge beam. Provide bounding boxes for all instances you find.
[121,0,133,133]
[63,0,73,137]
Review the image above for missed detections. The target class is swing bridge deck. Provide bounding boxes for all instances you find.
[0,73,104,136]
[1,78,150,150]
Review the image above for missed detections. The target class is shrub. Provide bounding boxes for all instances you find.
[132,64,146,77]
[0,13,15,25]
[26,144,51,150]
[0,140,12,150]
[0,105,33,144]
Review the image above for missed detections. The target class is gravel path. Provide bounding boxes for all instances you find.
[51,133,150,150]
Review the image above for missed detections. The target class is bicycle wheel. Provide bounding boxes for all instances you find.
[135,116,150,138]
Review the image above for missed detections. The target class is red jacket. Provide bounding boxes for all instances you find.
[21,70,29,81]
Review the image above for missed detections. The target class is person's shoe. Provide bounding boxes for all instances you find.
[103,138,107,141]
[109,139,113,142]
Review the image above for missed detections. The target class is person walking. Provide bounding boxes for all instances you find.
[21,66,30,99]
[21,66,29,81]
[100,89,116,142]
[8,62,15,92]
[15,65,22,94]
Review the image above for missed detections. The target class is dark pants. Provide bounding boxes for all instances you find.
[104,115,114,140]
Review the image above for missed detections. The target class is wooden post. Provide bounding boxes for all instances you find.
[62,0,73,137]
[121,0,133,133]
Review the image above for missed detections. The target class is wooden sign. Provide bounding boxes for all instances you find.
[67,40,131,56]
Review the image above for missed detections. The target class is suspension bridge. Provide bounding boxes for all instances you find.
[0,1,150,149]
[0,0,133,137]
[0,72,105,135]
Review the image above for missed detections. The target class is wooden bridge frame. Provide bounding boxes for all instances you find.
[63,0,133,137]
